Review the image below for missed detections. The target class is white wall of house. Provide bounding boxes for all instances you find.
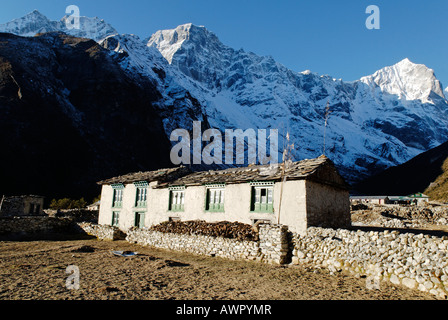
[146,183,283,230]
[98,185,113,226]
[98,179,349,235]
[273,180,308,234]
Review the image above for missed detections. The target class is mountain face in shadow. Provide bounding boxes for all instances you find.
[0,32,173,201]
[353,140,448,198]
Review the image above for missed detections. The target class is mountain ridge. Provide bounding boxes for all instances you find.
[353,140,448,200]
[1,11,448,187]
[0,9,118,41]
[145,22,448,182]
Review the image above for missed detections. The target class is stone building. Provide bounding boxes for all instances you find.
[0,195,45,217]
[97,156,351,235]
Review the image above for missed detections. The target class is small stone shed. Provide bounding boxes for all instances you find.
[0,195,45,217]
[97,156,351,235]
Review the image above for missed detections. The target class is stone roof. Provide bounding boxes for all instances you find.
[97,156,349,190]
[97,166,190,185]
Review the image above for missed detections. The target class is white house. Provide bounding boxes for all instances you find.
[97,156,351,235]
[350,196,390,205]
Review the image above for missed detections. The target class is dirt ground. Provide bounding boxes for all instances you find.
[0,235,437,301]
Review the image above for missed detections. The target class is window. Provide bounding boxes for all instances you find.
[134,212,145,228]
[252,219,272,225]
[29,203,35,215]
[112,184,124,208]
[251,182,274,213]
[112,212,120,227]
[205,187,225,212]
[169,187,185,212]
[135,187,148,207]
[112,189,123,208]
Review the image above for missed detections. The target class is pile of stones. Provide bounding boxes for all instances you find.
[76,222,125,241]
[352,204,448,229]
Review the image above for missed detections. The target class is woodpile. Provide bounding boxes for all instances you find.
[149,220,259,241]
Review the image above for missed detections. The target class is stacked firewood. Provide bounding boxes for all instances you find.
[150,220,259,241]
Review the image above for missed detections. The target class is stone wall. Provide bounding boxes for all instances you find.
[291,227,448,299]
[126,224,289,265]
[258,224,290,264]
[0,216,74,237]
[76,222,126,241]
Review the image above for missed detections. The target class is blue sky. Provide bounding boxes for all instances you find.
[1,0,447,88]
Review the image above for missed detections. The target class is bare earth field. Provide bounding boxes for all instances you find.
[0,236,437,301]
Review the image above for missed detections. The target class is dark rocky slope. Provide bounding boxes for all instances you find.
[353,140,448,199]
[0,32,173,201]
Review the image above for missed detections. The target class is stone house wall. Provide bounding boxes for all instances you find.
[305,180,351,229]
[0,196,45,217]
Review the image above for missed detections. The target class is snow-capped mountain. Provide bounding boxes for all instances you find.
[0,9,118,41]
[2,11,448,184]
[360,58,445,103]
[146,23,448,181]
[0,10,57,37]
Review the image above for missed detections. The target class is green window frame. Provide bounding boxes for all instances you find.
[134,212,146,229]
[111,184,124,208]
[250,182,274,213]
[134,182,148,208]
[111,211,120,227]
[205,186,225,212]
[169,186,185,212]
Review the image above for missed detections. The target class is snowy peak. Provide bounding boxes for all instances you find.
[0,10,118,42]
[60,15,118,41]
[147,23,244,87]
[22,9,49,22]
[146,23,218,64]
[361,58,445,103]
[0,10,58,37]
